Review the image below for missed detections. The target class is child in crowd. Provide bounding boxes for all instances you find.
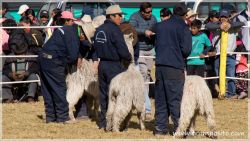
[187,19,212,77]
[235,43,248,99]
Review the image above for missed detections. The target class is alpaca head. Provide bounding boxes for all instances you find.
[124,33,134,63]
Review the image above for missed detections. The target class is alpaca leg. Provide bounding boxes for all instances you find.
[175,110,195,138]
[205,113,217,139]
[137,104,146,130]
[105,95,116,132]
[121,111,132,131]
[112,97,132,132]
[68,103,76,121]
[94,95,100,121]
[137,112,146,130]
[188,112,198,136]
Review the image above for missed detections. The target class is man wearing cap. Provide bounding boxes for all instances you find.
[129,2,157,121]
[39,10,49,26]
[150,3,192,136]
[93,5,131,129]
[18,4,29,17]
[206,9,244,99]
[38,11,80,123]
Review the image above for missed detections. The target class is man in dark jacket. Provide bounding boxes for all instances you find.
[93,5,131,130]
[151,3,192,136]
[38,11,79,123]
[19,16,44,55]
[2,33,39,103]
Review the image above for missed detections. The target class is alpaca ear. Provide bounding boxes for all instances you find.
[128,33,133,39]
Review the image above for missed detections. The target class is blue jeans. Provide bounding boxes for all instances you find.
[136,64,151,114]
[214,56,236,97]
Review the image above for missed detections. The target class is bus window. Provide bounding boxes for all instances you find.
[197,2,209,19]
[237,3,247,12]
[186,2,195,9]
[210,3,220,11]
[65,3,84,19]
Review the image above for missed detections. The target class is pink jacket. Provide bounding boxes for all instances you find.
[236,54,248,73]
[0,18,9,54]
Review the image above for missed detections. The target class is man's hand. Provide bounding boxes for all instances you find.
[11,72,19,81]
[77,58,82,69]
[200,53,206,58]
[145,30,155,38]
[220,22,231,32]
[80,33,86,41]
[208,52,217,57]
[93,61,99,75]
[17,72,29,80]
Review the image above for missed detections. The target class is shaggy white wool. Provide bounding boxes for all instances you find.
[106,34,146,132]
[175,75,217,139]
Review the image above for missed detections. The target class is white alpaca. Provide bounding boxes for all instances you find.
[175,75,217,139]
[66,59,99,121]
[106,34,145,132]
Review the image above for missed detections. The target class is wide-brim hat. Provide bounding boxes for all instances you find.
[186,9,198,19]
[61,11,76,20]
[106,5,123,15]
[92,15,106,28]
[75,14,92,26]
[119,22,138,46]
[78,23,96,44]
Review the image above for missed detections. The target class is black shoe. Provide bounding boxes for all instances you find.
[153,129,167,137]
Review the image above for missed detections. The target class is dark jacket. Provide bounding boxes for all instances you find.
[3,52,39,79]
[152,15,192,70]
[93,20,131,62]
[9,29,44,55]
[42,25,79,65]
[129,11,157,50]
[80,39,97,60]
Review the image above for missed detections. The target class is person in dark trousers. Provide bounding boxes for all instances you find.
[129,2,157,121]
[2,33,39,103]
[151,3,192,136]
[38,11,79,123]
[93,5,131,129]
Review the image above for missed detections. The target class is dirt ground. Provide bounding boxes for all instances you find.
[2,97,249,139]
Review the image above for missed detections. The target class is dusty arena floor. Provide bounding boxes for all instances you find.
[2,98,249,139]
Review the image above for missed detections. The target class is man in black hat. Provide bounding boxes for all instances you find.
[150,3,192,136]
[2,33,39,103]
[39,10,49,26]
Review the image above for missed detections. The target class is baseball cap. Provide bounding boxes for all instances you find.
[220,9,230,17]
[18,4,29,14]
[209,10,219,18]
[40,10,49,18]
